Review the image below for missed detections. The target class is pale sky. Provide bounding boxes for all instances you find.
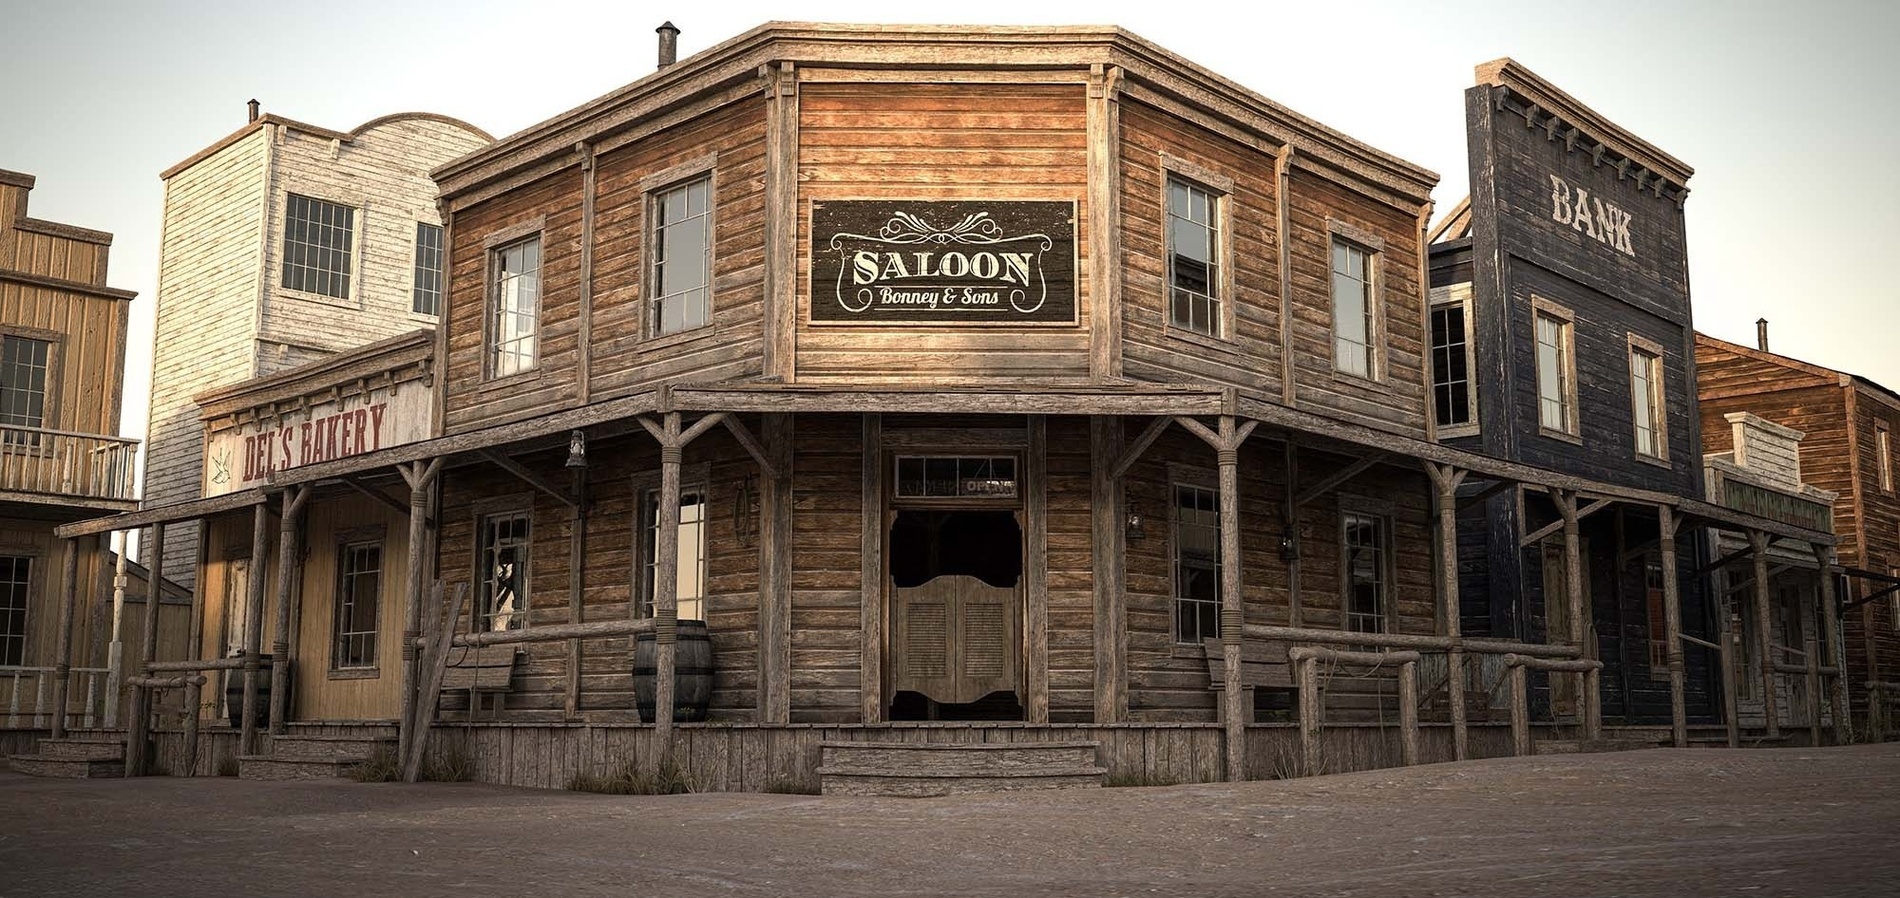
[2,0,1896,463]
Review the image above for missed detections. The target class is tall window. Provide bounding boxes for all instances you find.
[640,486,709,622]
[1630,343,1666,458]
[1429,283,1474,430]
[282,194,355,299]
[412,222,445,316]
[0,335,50,446]
[221,558,250,657]
[651,176,712,336]
[1332,240,1377,378]
[1173,483,1220,644]
[1645,555,1669,680]
[488,237,540,378]
[333,541,382,669]
[1535,307,1576,435]
[1879,422,1894,492]
[0,556,27,666]
[1166,177,1221,336]
[477,511,530,631]
[1342,512,1389,633]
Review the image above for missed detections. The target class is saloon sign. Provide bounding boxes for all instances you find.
[202,381,433,498]
[810,200,1078,324]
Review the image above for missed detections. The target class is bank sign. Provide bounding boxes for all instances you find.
[202,382,433,498]
[810,200,1078,324]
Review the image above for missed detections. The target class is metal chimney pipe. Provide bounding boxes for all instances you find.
[247,99,260,123]
[1756,318,1769,352]
[657,22,679,69]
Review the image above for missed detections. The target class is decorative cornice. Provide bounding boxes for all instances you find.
[15,217,112,246]
[162,111,492,180]
[0,269,135,301]
[1476,58,1693,201]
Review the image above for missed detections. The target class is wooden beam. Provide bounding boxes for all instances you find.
[1295,455,1382,507]
[720,415,781,480]
[1519,498,1613,548]
[1695,544,1756,576]
[479,450,578,509]
[341,476,412,518]
[1110,416,1173,480]
[1457,479,1513,512]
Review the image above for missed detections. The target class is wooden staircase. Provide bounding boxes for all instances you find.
[9,735,125,779]
[238,734,394,781]
[818,741,1105,797]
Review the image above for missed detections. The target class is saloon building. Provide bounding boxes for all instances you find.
[23,25,1846,791]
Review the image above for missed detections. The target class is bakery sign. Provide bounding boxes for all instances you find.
[810,200,1078,324]
[202,381,433,498]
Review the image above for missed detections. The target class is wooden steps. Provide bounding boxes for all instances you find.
[8,736,126,778]
[818,741,1105,797]
[237,734,394,781]
[1532,737,1666,755]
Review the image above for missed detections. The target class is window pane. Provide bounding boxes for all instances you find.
[652,176,713,337]
[1167,177,1220,337]
[1331,241,1374,377]
[335,543,382,668]
[0,555,27,666]
[490,238,541,377]
[642,487,709,621]
[1430,303,1472,427]
[281,194,355,299]
[0,335,50,443]
[413,223,444,316]
[478,513,530,631]
[1343,513,1387,633]
[1537,314,1570,432]
[1173,484,1221,643]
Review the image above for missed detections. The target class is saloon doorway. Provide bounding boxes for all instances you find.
[887,456,1025,721]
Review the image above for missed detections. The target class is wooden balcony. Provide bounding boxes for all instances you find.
[0,425,139,506]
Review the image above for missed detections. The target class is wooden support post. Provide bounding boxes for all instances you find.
[182,675,201,776]
[1556,490,1596,738]
[1090,416,1127,722]
[48,537,79,739]
[1814,543,1848,745]
[859,413,883,724]
[269,486,310,734]
[239,503,270,755]
[1748,529,1780,739]
[1298,655,1320,777]
[1025,415,1049,724]
[1805,631,1823,746]
[1510,662,1531,757]
[1427,462,1469,760]
[565,462,585,719]
[758,414,793,723]
[1659,505,1687,748]
[653,412,684,758]
[126,523,165,777]
[1722,612,1741,748]
[1176,414,1256,782]
[396,458,443,770]
[1285,441,1302,628]
[1398,659,1419,766]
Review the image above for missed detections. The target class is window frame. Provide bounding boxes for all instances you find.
[1644,553,1669,681]
[279,192,360,303]
[482,220,545,381]
[330,534,385,675]
[1159,155,1236,344]
[1627,333,1671,464]
[0,554,31,666]
[1428,282,1477,438]
[892,454,1021,503]
[1531,296,1581,442]
[1879,420,1895,494]
[471,497,533,632]
[0,330,58,446]
[639,154,719,346]
[1328,220,1386,382]
[411,221,446,318]
[1168,465,1222,647]
[1338,496,1395,635]
[631,463,712,623]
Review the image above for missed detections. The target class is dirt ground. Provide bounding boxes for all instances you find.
[3,743,1896,898]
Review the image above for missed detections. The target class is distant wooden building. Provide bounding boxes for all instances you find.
[1697,330,1900,735]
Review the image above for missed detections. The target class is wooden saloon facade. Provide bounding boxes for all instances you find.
[31,25,1847,790]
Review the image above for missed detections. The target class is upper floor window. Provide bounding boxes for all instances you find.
[1429,283,1475,432]
[413,222,445,317]
[1534,301,1578,436]
[1342,511,1390,633]
[1166,176,1221,337]
[477,510,530,631]
[0,335,51,443]
[1629,338,1667,459]
[0,555,27,666]
[282,194,355,299]
[1172,481,1220,644]
[1331,240,1378,378]
[650,176,712,337]
[333,541,382,670]
[640,485,709,622]
[488,237,540,378]
[1879,421,1895,493]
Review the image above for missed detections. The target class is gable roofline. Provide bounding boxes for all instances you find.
[433,21,1438,207]
[1475,58,1693,189]
[1696,330,1900,410]
[162,111,491,181]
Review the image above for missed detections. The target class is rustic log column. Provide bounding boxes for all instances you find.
[1398,659,1419,766]
[1285,442,1302,628]
[1748,529,1780,739]
[1297,655,1320,776]
[126,523,166,776]
[269,486,311,734]
[1813,544,1848,744]
[1426,463,1469,760]
[758,414,793,723]
[396,458,443,770]
[652,413,684,757]
[239,502,271,755]
[1089,416,1127,722]
[1175,413,1256,782]
[1722,610,1740,748]
[1025,415,1050,724]
[48,537,79,739]
[1509,662,1531,756]
[1658,505,1687,748]
[1556,490,1596,739]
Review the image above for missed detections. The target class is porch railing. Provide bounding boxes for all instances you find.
[1,665,111,729]
[0,425,140,502]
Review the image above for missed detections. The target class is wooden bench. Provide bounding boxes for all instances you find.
[1203,639,1307,721]
[439,650,519,719]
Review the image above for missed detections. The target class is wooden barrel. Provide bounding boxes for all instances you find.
[632,621,713,723]
[221,654,276,729]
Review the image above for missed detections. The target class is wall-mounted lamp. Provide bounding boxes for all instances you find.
[1125,504,1146,542]
[566,430,588,469]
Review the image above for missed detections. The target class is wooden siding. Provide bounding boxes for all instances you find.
[794,81,1093,381]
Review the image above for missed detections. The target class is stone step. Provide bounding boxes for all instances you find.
[236,755,358,781]
[819,741,1101,776]
[268,735,394,762]
[36,738,126,761]
[9,754,123,779]
[819,767,1107,798]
